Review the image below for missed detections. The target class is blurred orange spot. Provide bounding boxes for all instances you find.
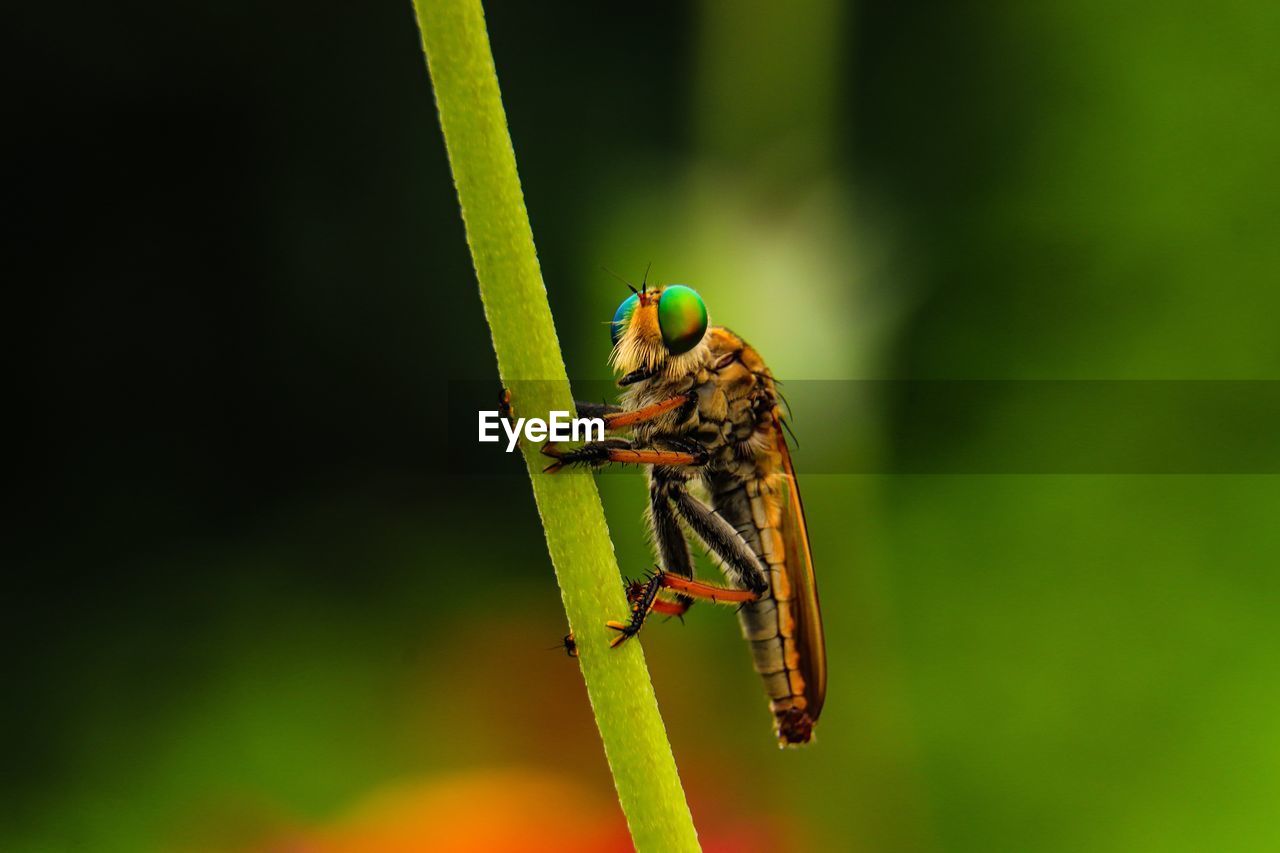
[255,769,631,853]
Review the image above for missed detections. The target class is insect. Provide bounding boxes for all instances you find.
[543,274,826,746]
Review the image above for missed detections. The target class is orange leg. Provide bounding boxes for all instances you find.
[657,573,760,605]
[541,440,705,473]
[624,577,692,618]
[604,448,700,465]
[650,598,690,616]
[608,570,761,648]
[602,392,695,430]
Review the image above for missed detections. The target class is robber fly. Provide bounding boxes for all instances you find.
[542,275,826,746]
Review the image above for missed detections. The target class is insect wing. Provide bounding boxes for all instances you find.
[773,411,827,721]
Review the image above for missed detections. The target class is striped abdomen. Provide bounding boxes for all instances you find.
[711,474,815,744]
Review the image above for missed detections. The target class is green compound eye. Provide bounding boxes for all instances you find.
[657,285,708,355]
[610,293,639,346]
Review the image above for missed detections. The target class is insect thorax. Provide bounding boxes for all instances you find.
[622,326,782,485]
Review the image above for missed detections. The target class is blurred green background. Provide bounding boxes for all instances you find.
[13,1,1280,850]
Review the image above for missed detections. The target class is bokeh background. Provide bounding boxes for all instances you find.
[13,1,1280,850]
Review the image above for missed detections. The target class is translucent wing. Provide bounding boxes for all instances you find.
[773,410,827,721]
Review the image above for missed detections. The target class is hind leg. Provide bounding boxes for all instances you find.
[607,474,766,647]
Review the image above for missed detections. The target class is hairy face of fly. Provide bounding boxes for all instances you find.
[609,284,710,377]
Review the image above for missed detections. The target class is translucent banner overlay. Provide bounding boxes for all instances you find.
[448,380,1280,475]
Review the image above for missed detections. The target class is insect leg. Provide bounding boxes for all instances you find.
[649,598,691,616]
[650,473,691,581]
[541,440,706,473]
[610,568,761,648]
[656,572,760,604]
[631,570,760,606]
[603,392,697,430]
[648,477,696,614]
[668,484,770,595]
[576,393,695,433]
[606,572,664,647]
[593,570,692,653]
[618,365,658,386]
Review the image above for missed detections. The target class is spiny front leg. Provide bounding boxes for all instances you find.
[578,393,705,430]
[541,439,707,473]
[579,390,693,429]
[600,391,697,431]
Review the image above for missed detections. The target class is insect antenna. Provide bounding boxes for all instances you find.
[600,265,638,294]
[641,261,652,295]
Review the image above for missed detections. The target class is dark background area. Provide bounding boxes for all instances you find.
[12,1,1280,850]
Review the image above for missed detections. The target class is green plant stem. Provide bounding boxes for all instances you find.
[413,2,700,850]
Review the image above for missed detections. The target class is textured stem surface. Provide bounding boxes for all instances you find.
[413,1,700,850]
